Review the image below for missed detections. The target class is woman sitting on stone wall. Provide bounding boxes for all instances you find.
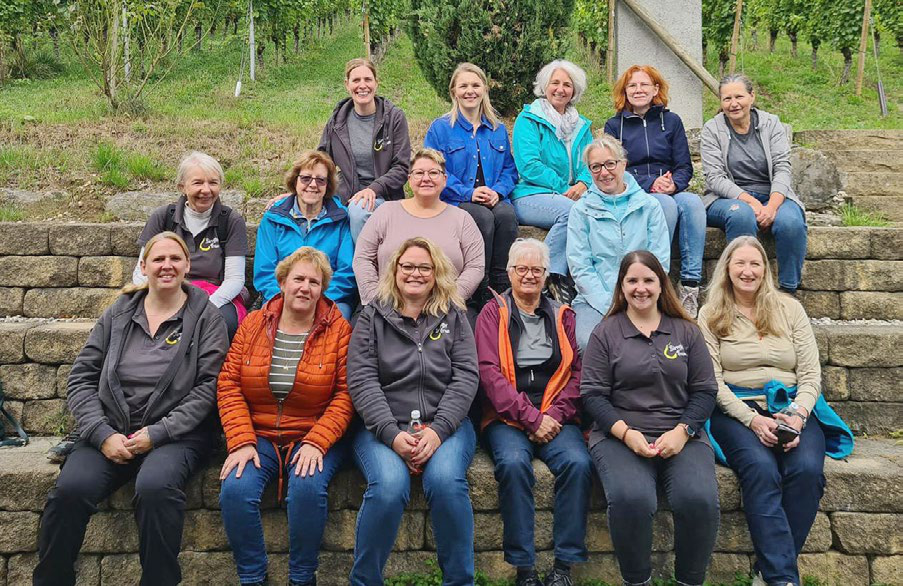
[34,231,228,586]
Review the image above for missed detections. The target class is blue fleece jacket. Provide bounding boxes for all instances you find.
[566,173,670,314]
[424,114,518,205]
[511,101,594,199]
[253,195,356,308]
[604,105,693,194]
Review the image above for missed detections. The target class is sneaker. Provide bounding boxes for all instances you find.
[751,571,766,586]
[47,431,80,464]
[547,274,578,305]
[515,570,543,586]
[678,285,699,318]
[543,568,573,586]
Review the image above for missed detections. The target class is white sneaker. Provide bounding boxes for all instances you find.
[751,571,766,586]
[679,285,700,318]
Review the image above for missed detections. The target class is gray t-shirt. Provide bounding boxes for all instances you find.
[348,110,376,187]
[516,308,553,367]
[727,110,771,195]
[117,303,186,433]
[268,330,308,401]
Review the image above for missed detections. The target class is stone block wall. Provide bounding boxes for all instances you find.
[0,223,900,320]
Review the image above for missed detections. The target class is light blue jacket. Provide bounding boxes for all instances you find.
[253,195,356,308]
[567,173,670,314]
[511,101,594,199]
[424,114,518,205]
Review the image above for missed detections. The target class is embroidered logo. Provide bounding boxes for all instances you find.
[663,342,686,360]
[199,237,220,252]
[164,329,183,346]
[429,322,451,340]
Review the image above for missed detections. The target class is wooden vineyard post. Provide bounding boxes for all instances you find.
[607,0,616,84]
[855,0,872,96]
[362,0,372,60]
[729,0,743,73]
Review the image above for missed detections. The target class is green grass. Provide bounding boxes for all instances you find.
[840,203,891,227]
[92,142,170,187]
[0,206,26,221]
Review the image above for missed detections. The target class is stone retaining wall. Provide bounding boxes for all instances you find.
[1,321,899,438]
[0,223,900,320]
[0,438,900,586]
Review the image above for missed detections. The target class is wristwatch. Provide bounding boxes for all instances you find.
[681,423,696,438]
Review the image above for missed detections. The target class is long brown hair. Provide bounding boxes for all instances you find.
[605,250,691,321]
[612,64,670,112]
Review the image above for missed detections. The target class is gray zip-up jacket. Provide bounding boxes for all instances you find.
[68,285,228,450]
[318,96,412,204]
[347,299,478,447]
[700,108,802,210]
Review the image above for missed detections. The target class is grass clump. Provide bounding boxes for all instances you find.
[840,203,890,227]
[93,142,169,187]
[0,206,26,221]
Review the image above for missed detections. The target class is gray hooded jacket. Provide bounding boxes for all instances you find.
[67,285,228,449]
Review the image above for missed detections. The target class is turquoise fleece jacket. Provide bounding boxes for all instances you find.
[566,173,670,314]
[511,101,594,199]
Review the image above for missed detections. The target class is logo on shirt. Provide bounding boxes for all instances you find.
[199,237,220,252]
[663,342,686,360]
[164,329,183,346]
[429,322,450,340]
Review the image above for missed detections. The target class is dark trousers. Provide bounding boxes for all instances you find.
[459,200,519,290]
[34,437,213,586]
[591,438,720,585]
[709,409,826,585]
[219,302,239,341]
[484,422,592,568]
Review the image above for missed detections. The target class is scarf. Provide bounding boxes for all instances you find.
[534,98,581,143]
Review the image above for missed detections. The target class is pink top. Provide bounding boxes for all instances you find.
[352,201,485,305]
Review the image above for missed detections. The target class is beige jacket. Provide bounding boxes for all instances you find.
[698,295,820,427]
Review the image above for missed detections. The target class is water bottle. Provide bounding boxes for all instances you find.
[407,410,425,438]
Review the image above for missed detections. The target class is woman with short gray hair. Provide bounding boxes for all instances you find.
[510,60,595,305]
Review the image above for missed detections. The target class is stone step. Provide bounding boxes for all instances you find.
[848,195,903,223]
[795,129,903,152]
[0,438,900,585]
[841,171,902,198]
[822,149,903,174]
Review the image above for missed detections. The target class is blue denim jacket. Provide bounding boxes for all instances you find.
[424,113,518,205]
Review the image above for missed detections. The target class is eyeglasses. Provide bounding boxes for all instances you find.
[409,169,444,181]
[398,262,434,276]
[512,265,546,277]
[297,174,328,187]
[589,160,621,173]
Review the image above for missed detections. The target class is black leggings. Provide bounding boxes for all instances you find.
[459,200,519,290]
[218,302,239,341]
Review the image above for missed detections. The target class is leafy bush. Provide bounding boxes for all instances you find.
[407,0,575,116]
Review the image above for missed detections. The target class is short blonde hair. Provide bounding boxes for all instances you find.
[275,247,333,293]
[123,231,190,294]
[285,150,339,199]
[533,60,587,104]
[377,238,464,316]
[410,148,446,173]
[583,134,628,165]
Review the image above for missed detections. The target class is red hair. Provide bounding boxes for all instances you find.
[612,65,670,112]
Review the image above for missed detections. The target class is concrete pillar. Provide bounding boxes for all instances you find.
[615,0,704,128]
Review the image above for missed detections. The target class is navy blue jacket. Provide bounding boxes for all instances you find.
[604,105,693,194]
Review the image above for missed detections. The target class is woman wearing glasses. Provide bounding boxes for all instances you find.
[348,237,479,585]
[424,63,519,304]
[475,238,591,586]
[353,148,485,307]
[604,65,706,317]
[567,135,670,351]
[254,150,356,320]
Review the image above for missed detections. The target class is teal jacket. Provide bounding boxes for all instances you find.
[511,101,594,199]
[566,173,670,314]
[705,380,855,466]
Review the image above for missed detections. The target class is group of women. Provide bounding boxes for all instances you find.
[31,55,846,586]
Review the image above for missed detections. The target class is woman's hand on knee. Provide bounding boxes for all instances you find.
[293,443,325,477]
[624,430,657,458]
[410,428,442,467]
[101,433,135,464]
[749,415,779,448]
[220,445,260,480]
[653,425,690,459]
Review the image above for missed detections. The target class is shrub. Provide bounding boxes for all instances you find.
[407,0,576,116]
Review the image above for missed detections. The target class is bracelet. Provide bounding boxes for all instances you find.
[620,426,632,442]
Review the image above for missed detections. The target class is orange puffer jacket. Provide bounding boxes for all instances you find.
[217,295,353,455]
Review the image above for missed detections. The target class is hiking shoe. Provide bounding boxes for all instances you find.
[678,285,700,318]
[47,431,80,464]
[547,274,578,305]
[543,568,573,586]
[515,570,543,586]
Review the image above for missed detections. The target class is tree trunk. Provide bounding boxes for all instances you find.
[293,24,300,54]
[600,49,607,68]
[789,31,798,57]
[0,39,6,84]
[874,30,880,57]
[811,42,819,69]
[769,29,778,52]
[256,41,265,70]
[702,38,708,67]
[839,46,853,84]
[750,29,758,50]
[12,34,26,78]
[719,50,728,76]
[50,27,60,60]
[194,22,202,51]
[233,17,239,36]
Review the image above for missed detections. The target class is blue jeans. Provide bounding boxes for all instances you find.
[219,436,349,584]
[651,192,706,283]
[706,192,807,291]
[484,422,592,568]
[512,194,575,276]
[709,408,826,585]
[350,420,477,586]
[572,300,605,354]
[348,197,386,243]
